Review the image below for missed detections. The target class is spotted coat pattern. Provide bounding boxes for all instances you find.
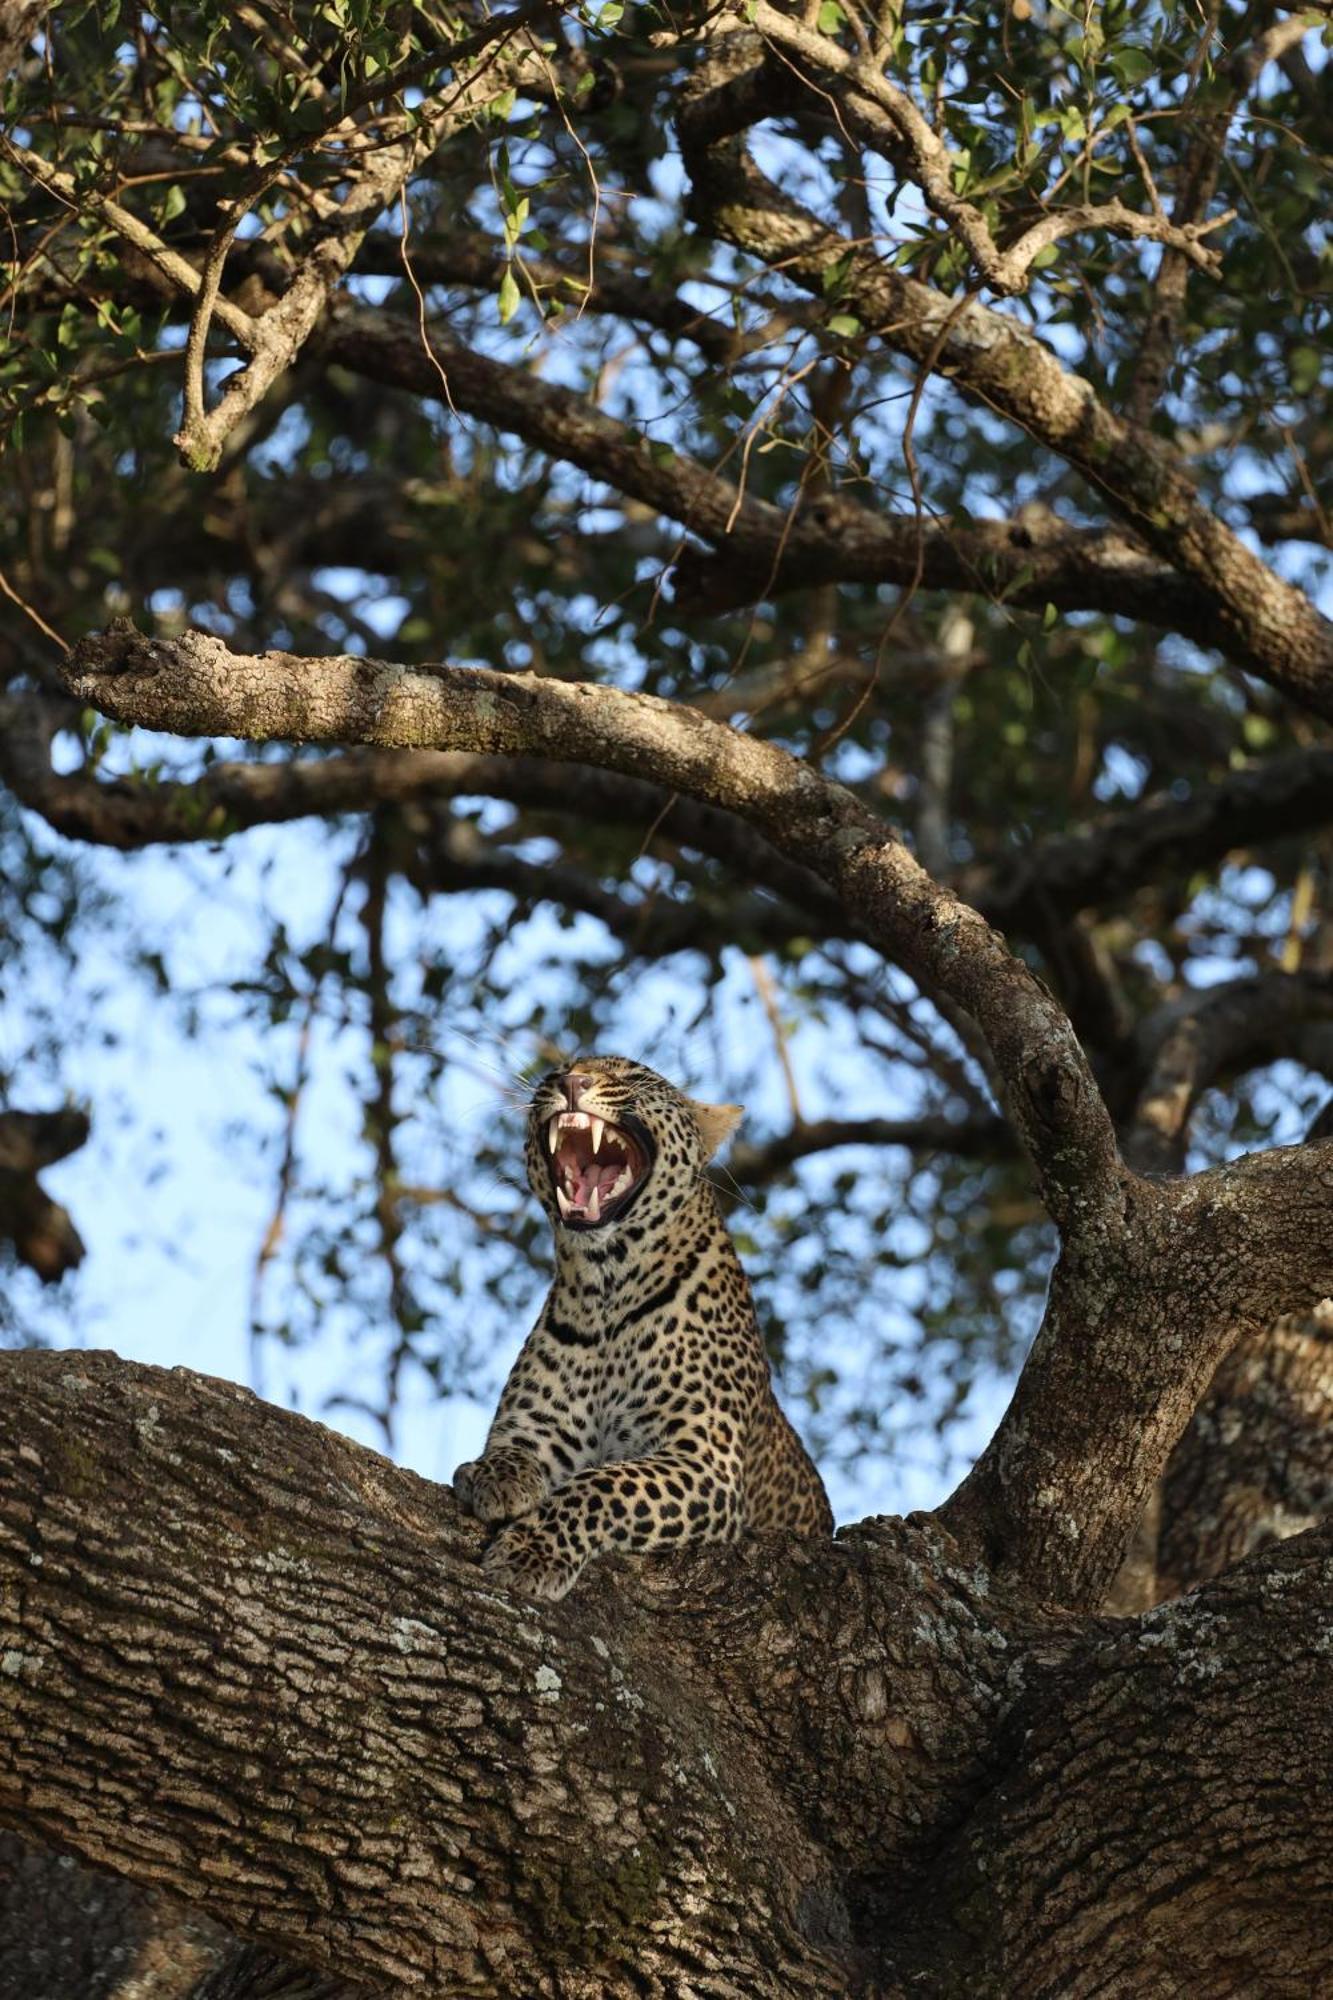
[453,1056,833,1599]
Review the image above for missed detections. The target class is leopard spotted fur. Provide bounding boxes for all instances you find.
[453,1056,833,1599]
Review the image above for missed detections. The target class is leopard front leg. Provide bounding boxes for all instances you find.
[484,1448,744,1600]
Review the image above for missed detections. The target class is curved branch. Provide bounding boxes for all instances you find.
[320,304,1254,649]
[0,1351,858,1994]
[0,692,851,952]
[13,694,1333,958]
[58,622,1124,1236]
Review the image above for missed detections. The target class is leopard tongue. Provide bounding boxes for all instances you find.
[563,1159,634,1219]
[570,1162,630,1206]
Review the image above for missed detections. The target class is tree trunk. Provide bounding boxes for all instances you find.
[3,1350,1333,1998]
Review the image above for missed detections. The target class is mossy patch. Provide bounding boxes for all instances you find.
[533,1835,667,1957]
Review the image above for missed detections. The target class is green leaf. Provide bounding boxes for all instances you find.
[817,0,845,29]
[820,250,854,297]
[1110,47,1154,88]
[1288,344,1322,396]
[161,184,187,222]
[826,313,862,338]
[503,195,530,247]
[497,266,521,325]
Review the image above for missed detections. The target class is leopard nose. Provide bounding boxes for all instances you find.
[561,1069,591,1108]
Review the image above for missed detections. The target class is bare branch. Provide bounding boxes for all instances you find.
[0,136,259,347]
[0,1107,89,1283]
[1127,970,1333,1174]
[322,303,1230,644]
[728,1113,1012,1183]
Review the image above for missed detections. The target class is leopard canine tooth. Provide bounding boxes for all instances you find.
[591,1117,605,1156]
[556,1186,573,1218]
[548,1116,560,1153]
[586,1186,601,1223]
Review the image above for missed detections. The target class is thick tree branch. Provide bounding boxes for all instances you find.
[0,1351,861,1995]
[0,691,853,948]
[943,1137,1333,1604]
[58,622,1124,1239]
[901,1518,1333,1992]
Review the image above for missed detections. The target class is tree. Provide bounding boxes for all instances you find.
[2,1,1333,1992]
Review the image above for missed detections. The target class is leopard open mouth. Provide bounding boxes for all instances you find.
[547,1111,652,1228]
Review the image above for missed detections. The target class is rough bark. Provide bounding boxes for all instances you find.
[1155,1303,1333,1606]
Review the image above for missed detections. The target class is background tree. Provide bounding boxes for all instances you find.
[1,1,1333,1993]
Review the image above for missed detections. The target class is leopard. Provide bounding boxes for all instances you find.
[453,1055,833,1600]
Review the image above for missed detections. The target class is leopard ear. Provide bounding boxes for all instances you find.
[691,1098,743,1160]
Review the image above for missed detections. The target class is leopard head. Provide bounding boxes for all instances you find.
[525,1056,741,1240]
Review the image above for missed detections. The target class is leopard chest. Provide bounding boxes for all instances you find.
[547,1262,759,1464]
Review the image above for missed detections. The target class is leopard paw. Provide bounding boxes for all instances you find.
[483,1520,587,1602]
[453,1452,547,1523]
